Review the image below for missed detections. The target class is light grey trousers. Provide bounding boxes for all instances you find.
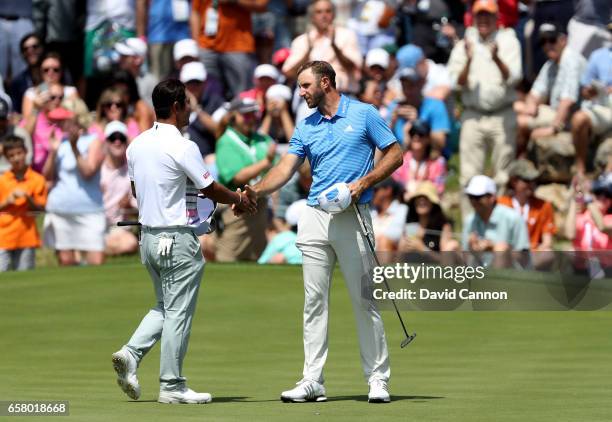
[123,227,205,391]
[295,205,390,385]
[0,248,35,272]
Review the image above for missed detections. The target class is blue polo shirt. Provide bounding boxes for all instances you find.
[288,95,397,206]
[581,47,612,87]
[462,205,530,251]
[387,97,451,144]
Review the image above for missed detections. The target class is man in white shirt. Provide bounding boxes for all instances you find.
[111,79,256,405]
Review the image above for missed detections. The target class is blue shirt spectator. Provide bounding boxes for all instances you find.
[387,97,450,144]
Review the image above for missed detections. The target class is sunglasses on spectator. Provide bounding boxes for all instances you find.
[42,66,61,74]
[22,43,41,53]
[104,101,125,108]
[107,134,127,144]
[49,94,64,101]
[468,194,489,201]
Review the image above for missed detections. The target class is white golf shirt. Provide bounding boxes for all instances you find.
[127,122,214,228]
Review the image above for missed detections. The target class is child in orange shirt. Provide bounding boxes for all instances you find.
[0,136,48,271]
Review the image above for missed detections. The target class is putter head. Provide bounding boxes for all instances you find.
[400,333,417,348]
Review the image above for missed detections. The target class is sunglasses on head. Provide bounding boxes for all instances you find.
[42,66,61,74]
[104,101,124,108]
[107,133,127,143]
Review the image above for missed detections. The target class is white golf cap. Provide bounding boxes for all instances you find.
[265,84,292,102]
[104,120,128,138]
[465,175,497,196]
[365,48,390,69]
[115,38,147,57]
[285,199,307,226]
[317,182,352,214]
[173,38,199,61]
[254,64,280,81]
[180,61,207,83]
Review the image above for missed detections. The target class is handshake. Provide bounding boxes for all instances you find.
[232,185,258,217]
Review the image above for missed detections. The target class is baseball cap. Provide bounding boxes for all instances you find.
[509,159,540,181]
[538,23,565,41]
[115,38,147,57]
[396,44,424,69]
[408,120,431,137]
[254,64,280,81]
[317,182,352,214]
[272,48,291,66]
[104,120,128,138]
[465,175,497,196]
[173,39,199,61]
[228,97,260,114]
[0,98,9,119]
[180,61,207,83]
[398,67,421,82]
[265,84,292,102]
[365,48,390,69]
[472,0,498,14]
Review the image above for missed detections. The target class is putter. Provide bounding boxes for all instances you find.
[353,204,417,348]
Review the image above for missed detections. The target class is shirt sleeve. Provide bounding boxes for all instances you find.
[32,174,48,208]
[530,62,550,100]
[541,202,557,235]
[366,105,397,149]
[446,40,467,89]
[177,141,214,190]
[126,147,134,181]
[427,100,451,133]
[282,34,308,74]
[559,56,584,102]
[580,51,600,86]
[288,125,306,158]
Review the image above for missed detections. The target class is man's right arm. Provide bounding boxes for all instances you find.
[253,153,303,198]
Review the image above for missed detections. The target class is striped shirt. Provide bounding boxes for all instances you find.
[288,94,397,206]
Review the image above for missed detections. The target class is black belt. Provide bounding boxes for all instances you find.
[0,15,22,20]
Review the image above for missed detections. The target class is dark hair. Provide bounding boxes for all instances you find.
[152,79,187,119]
[406,200,449,232]
[19,32,42,52]
[296,61,336,89]
[2,135,27,156]
[111,70,141,104]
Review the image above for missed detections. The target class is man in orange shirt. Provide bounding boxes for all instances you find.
[190,0,268,99]
[0,136,47,271]
[497,159,556,253]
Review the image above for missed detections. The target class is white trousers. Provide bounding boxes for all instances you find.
[295,204,390,385]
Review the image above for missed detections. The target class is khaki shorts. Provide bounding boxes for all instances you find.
[583,103,612,135]
[527,105,556,130]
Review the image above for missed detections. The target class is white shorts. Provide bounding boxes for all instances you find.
[583,104,612,135]
[44,212,106,252]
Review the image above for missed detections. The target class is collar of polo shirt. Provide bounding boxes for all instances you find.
[314,94,350,124]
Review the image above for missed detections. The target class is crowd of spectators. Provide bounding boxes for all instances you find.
[0,0,610,272]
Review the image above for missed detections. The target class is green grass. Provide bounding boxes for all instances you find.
[1,261,611,421]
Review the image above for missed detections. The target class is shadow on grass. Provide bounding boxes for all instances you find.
[128,397,277,404]
[328,395,445,403]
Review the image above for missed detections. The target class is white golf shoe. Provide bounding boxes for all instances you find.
[281,379,327,403]
[158,388,212,404]
[111,348,141,400]
[368,379,391,403]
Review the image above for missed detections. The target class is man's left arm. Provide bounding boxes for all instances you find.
[349,142,402,202]
[330,27,362,74]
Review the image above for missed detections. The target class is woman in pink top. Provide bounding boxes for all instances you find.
[21,82,66,173]
[89,88,140,144]
[392,119,446,200]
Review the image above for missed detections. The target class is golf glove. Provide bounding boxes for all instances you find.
[157,237,174,256]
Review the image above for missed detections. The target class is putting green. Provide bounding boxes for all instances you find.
[1,261,610,421]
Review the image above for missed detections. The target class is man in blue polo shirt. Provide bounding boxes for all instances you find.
[387,67,450,152]
[249,61,402,403]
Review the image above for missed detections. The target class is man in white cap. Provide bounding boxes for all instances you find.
[180,61,225,158]
[240,63,280,112]
[169,39,224,98]
[115,38,158,108]
[462,174,530,261]
[364,48,391,83]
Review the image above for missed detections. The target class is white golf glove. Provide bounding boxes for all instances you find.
[156,237,174,256]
